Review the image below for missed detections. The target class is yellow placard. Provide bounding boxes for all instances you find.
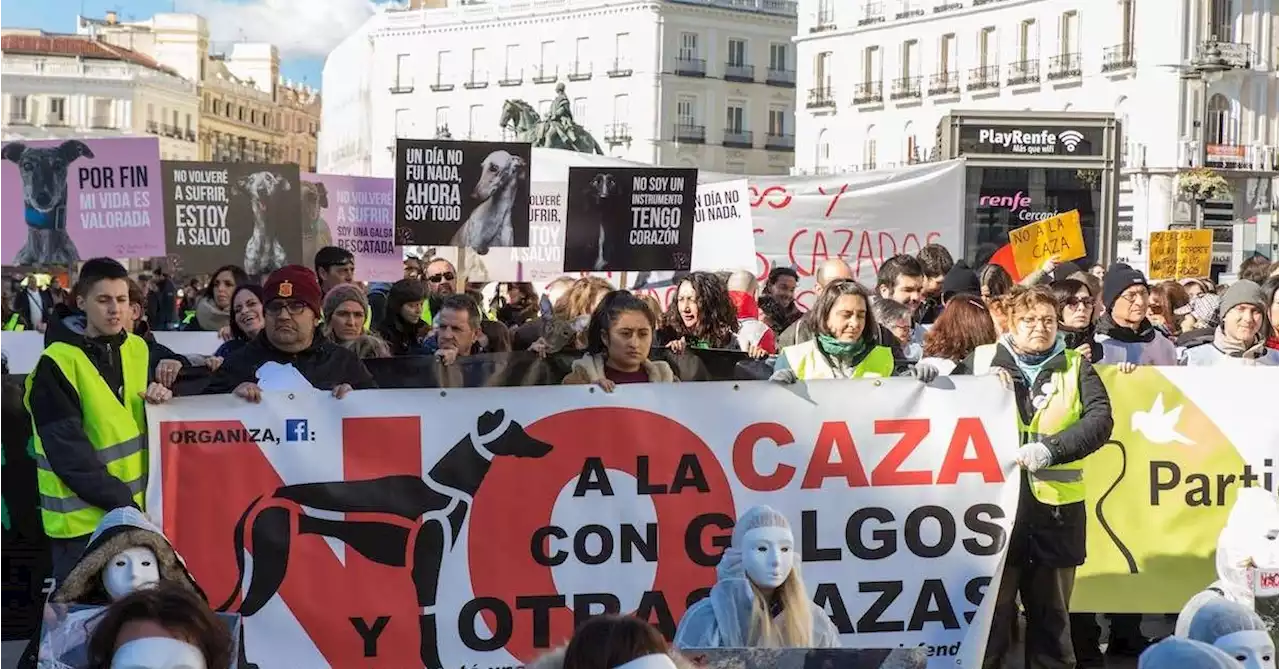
[1008,210,1086,277]
[1148,229,1213,281]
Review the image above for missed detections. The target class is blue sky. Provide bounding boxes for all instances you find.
[4,0,384,88]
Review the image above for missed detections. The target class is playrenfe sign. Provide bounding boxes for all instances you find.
[958,125,1106,157]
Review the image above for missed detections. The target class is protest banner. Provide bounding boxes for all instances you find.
[691,179,755,272]
[1147,229,1214,281]
[394,139,532,252]
[302,173,400,281]
[1,137,165,264]
[162,162,302,276]
[1007,209,1086,277]
[147,379,1020,669]
[564,167,698,272]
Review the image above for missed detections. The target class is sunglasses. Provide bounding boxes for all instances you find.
[427,272,456,284]
[1062,296,1091,309]
[265,300,309,315]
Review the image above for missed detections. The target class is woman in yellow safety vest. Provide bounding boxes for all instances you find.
[771,279,903,381]
[960,285,1114,669]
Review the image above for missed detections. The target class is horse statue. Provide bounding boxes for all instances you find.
[500,98,603,155]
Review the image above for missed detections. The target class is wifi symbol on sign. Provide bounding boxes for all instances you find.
[1058,130,1085,152]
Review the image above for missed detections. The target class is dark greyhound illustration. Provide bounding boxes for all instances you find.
[3,139,94,266]
[218,409,553,668]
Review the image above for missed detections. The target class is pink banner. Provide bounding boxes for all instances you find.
[2,136,165,265]
[301,173,400,282]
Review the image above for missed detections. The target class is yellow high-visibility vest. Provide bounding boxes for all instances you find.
[782,339,895,380]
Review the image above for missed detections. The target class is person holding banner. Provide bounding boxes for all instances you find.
[662,272,754,354]
[960,285,1114,669]
[770,281,899,381]
[1180,280,1276,366]
[24,258,174,584]
[563,291,676,391]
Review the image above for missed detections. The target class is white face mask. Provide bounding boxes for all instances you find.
[111,637,206,669]
[740,526,794,590]
[103,547,161,600]
[1214,630,1276,669]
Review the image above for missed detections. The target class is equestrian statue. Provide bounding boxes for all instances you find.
[500,82,603,154]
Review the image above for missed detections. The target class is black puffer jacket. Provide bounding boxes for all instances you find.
[202,332,376,394]
[959,343,1114,567]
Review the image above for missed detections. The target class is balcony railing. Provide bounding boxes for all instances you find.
[810,10,837,33]
[146,120,159,133]
[464,73,488,89]
[605,123,631,145]
[1200,143,1280,172]
[567,63,592,81]
[674,57,707,77]
[533,67,557,83]
[1007,59,1040,85]
[725,62,755,82]
[1047,53,1082,80]
[500,70,523,86]
[895,4,925,19]
[607,60,633,77]
[806,87,835,109]
[1194,40,1253,70]
[430,79,455,91]
[858,2,885,26]
[674,124,706,143]
[765,133,795,151]
[967,65,999,91]
[186,129,197,142]
[766,67,796,87]
[723,129,753,148]
[852,81,883,105]
[890,76,922,100]
[1102,44,1137,72]
[928,71,960,95]
[389,81,414,94]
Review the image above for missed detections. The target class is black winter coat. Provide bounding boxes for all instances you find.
[202,333,376,394]
[959,344,1114,567]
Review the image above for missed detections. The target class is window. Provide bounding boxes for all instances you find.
[817,0,836,23]
[614,33,629,67]
[725,101,746,132]
[939,33,956,73]
[677,95,696,126]
[815,51,832,89]
[573,97,588,124]
[395,108,411,137]
[48,97,67,125]
[901,40,918,77]
[10,95,28,122]
[1206,94,1236,145]
[504,44,518,77]
[864,128,878,169]
[612,94,629,123]
[92,98,112,127]
[1120,0,1135,48]
[434,106,450,133]
[862,46,880,84]
[1059,11,1078,55]
[471,47,486,80]
[437,50,452,84]
[540,41,554,71]
[979,27,997,67]
[538,99,552,116]
[147,103,155,122]
[728,38,747,66]
[768,106,786,135]
[1018,19,1036,62]
[574,37,589,71]
[395,54,411,88]
[769,43,788,71]
[679,32,699,60]
[1209,0,1231,40]
[469,105,484,139]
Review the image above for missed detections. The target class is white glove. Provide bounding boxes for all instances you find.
[769,368,798,384]
[1015,442,1053,472]
[909,362,938,383]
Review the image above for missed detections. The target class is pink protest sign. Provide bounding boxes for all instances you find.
[301,173,401,281]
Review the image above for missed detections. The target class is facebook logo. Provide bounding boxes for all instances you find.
[285,419,310,442]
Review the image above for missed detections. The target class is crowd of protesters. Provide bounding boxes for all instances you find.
[5,241,1278,669]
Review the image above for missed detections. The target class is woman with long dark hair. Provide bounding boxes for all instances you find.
[772,280,901,381]
[182,265,248,335]
[1051,278,1102,362]
[563,290,676,391]
[496,282,539,328]
[376,278,428,355]
[214,285,264,358]
[660,272,739,352]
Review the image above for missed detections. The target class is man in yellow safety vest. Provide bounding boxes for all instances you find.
[24,258,174,584]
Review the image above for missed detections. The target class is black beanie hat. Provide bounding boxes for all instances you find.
[1103,264,1148,308]
[1052,261,1083,283]
[941,260,981,301]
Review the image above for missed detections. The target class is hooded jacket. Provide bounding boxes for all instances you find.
[27,316,155,515]
[181,295,230,333]
[202,331,376,395]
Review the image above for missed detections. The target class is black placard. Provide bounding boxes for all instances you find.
[563,167,697,272]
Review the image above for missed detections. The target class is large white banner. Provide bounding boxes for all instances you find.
[147,378,1019,668]
[1,331,223,374]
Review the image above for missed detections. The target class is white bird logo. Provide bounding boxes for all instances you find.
[1130,393,1194,445]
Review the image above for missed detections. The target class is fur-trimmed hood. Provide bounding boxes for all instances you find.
[563,353,676,385]
[51,507,205,606]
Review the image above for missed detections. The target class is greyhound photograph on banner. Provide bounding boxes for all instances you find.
[1,136,166,266]
[394,138,532,254]
[563,166,698,272]
[161,162,302,276]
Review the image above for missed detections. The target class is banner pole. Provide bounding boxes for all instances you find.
[620,271,629,290]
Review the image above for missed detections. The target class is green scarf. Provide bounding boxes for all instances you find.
[817,333,866,360]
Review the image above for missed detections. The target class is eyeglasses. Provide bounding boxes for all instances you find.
[265,300,308,315]
[427,272,455,284]
[1062,296,1091,309]
[1119,290,1149,304]
[1017,317,1057,330]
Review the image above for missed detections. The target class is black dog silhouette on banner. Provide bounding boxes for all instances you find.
[217,409,553,668]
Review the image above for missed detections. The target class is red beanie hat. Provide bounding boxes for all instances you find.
[262,265,323,317]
